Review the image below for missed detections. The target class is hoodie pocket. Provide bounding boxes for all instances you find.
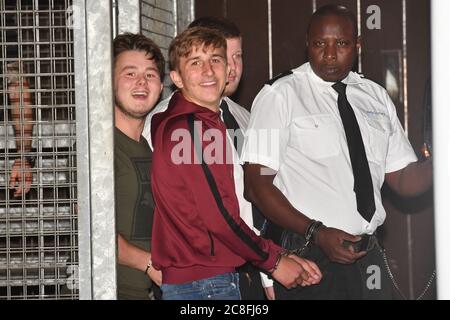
[208,231,215,256]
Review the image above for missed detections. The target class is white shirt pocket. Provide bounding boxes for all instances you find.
[290,114,340,159]
[363,115,392,165]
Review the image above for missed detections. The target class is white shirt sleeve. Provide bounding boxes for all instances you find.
[242,86,289,289]
[142,114,152,148]
[383,90,418,173]
[241,86,290,170]
[260,272,274,288]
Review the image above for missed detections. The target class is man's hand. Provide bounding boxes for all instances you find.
[117,234,160,285]
[264,255,322,299]
[9,158,33,197]
[315,226,366,264]
[271,255,321,289]
[147,267,162,286]
[289,254,322,286]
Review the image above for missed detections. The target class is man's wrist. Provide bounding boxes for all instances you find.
[144,258,153,275]
[268,250,290,274]
[25,156,36,167]
[14,156,35,167]
[305,220,324,244]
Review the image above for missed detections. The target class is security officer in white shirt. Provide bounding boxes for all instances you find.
[242,4,432,300]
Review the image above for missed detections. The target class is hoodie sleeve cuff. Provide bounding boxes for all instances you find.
[254,240,283,272]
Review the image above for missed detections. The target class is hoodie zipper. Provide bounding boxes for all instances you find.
[208,231,215,256]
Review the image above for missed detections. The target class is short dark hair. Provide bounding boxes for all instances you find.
[308,4,358,38]
[113,33,165,81]
[169,26,226,71]
[188,16,241,39]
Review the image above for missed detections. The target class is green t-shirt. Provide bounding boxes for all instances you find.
[114,127,155,300]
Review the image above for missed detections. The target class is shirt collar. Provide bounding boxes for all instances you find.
[304,62,365,86]
[344,71,365,85]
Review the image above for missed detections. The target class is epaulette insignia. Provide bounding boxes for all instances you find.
[265,70,293,85]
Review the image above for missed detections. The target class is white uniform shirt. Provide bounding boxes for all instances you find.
[223,96,250,133]
[241,62,417,236]
[224,97,273,288]
[142,94,172,150]
[221,97,255,231]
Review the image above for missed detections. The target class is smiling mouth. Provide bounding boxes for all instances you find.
[200,81,217,87]
[131,91,149,98]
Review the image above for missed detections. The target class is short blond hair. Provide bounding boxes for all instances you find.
[169,26,226,71]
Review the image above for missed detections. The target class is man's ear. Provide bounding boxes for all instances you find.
[170,70,183,89]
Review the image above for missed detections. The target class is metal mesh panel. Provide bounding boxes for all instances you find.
[0,0,78,299]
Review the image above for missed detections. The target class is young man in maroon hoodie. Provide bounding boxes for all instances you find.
[150,26,322,300]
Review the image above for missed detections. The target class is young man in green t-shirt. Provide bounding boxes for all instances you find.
[113,33,164,299]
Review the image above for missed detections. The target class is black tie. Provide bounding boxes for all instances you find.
[220,100,244,156]
[332,81,376,222]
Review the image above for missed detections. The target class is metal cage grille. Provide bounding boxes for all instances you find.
[0,0,77,299]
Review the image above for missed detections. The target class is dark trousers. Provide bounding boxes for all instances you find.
[238,262,266,300]
[274,241,393,300]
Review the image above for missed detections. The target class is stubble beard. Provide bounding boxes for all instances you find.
[115,94,151,120]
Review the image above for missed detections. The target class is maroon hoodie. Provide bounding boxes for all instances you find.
[151,92,282,284]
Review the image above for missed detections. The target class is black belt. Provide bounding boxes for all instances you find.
[343,234,378,253]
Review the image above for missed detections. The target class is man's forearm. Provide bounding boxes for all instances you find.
[243,164,312,235]
[117,234,151,272]
[11,78,33,154]
[12,110,33,154]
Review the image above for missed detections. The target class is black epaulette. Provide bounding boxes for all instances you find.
[265,70,293,85]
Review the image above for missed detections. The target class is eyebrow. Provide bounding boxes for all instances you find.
[186,52,225,62]
[120,65,159,72]
[186,55,201,63]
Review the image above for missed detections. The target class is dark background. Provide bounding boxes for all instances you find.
[195,0,435,299]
